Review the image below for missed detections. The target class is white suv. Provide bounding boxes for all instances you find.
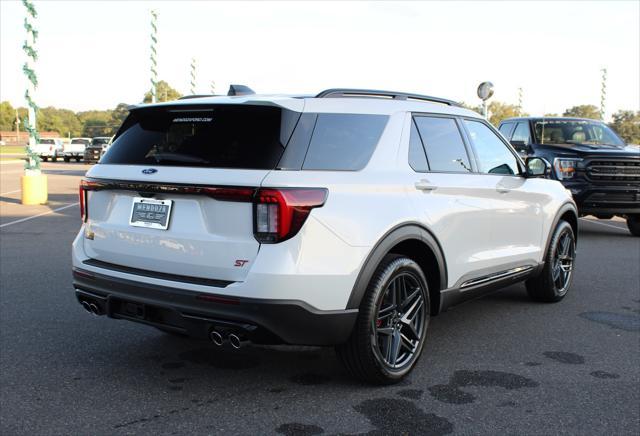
[72,88,578,384]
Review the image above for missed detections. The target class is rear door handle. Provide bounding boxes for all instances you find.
[415,179,437,191]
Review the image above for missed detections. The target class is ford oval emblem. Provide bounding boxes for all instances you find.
[142,168,157,175]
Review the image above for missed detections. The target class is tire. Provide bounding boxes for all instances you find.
[51,156,57,162]
[626,216,640,237]
[41,157,48,162]
[336,254,430,384]
[63,157,70,163]
[526,221,576,302]
[75,157,80,162]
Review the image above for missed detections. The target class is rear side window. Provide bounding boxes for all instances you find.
[302,114,388,171]
[102,105,298,169]
[498,122,515,139]
[414,116,471,172]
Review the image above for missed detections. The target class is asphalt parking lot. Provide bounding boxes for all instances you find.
[1,160,639,435]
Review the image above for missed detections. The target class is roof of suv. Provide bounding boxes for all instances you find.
[138,88,482,118]
[501,117,605,123]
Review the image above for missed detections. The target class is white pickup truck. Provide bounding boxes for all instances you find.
[63,138,91,162]
[32,138,64,162]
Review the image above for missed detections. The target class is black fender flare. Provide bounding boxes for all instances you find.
[345,223,447,310]
[542,201,579,261]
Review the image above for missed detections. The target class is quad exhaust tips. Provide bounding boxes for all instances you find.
[209,330,243,349]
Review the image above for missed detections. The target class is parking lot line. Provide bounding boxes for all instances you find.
[0,202,79,229]
[0,189,21,196]
[580,218,629,232]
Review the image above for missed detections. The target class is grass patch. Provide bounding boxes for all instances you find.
[0,145,26,155]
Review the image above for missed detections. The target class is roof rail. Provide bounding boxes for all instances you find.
[315,88,461,107]
[178,94,216,100]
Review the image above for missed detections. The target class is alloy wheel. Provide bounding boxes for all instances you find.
[372,272,427,369]
[552,230,575,294]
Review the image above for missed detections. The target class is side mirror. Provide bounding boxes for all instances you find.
[526,157,550,178]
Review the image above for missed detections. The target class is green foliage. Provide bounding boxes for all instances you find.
[143,80,182,103]
[459,101,527,127]
[486,101,527,127]
[38,106,83,137]
[0,101,129,138]
[563,105,600,120]
[609,110,640,144]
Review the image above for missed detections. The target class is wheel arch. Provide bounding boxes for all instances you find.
[544,202,579,260]
[346,223,447,315]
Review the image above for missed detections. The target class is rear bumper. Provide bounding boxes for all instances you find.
[72,267,358,346]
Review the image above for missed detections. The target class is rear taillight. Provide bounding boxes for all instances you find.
[253,188,327,243]
[79,179,101,222]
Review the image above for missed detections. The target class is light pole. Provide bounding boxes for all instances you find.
[600,68,607,120]
[150,10,158,103]
[477,81,494,119]
[190,58,197,95]
[21,0,47,205]
[517,87,523,116]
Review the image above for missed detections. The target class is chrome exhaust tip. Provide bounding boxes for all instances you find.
[210,330,224,346]
[81,301,93,314]
[89,303,100,316]
[228,333,242,349]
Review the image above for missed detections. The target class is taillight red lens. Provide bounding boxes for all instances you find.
[79,182,87,221]
[79,179,101,222]
[254,188,327,243]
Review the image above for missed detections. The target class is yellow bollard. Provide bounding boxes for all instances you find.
[21,172,48,205]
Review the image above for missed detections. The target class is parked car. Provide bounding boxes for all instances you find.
[84,137,112,163]
[63,138,91,162]
[32,138,64,162]
[498,117,640,236]
[72,88,578,384]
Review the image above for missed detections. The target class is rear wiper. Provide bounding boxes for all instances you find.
[146,152,210,164]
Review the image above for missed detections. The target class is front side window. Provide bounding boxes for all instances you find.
[302,114,388,171]
[408,120,428,172]
[512,122,531,144]
[463,119,520,175]
[414,116,471,172]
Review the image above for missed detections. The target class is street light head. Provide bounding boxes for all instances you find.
[477,81,494,101]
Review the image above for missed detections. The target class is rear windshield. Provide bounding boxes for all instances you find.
[92,138,110,145]
[71,139,90,144]
[102,106,299,169]
[102,105,389,171]
[40,139,54,144]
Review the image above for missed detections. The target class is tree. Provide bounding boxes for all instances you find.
[610,110,640,144]
[460,101,526,127]
[487,101,526,127]
[563,105,600,120]
[38,106,82,137]
[111,103,130,130]
[143,80,182,103]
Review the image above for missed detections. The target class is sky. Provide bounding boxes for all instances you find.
[0,1,638,119]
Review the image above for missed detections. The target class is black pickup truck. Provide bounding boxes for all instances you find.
[498,117,640,236]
